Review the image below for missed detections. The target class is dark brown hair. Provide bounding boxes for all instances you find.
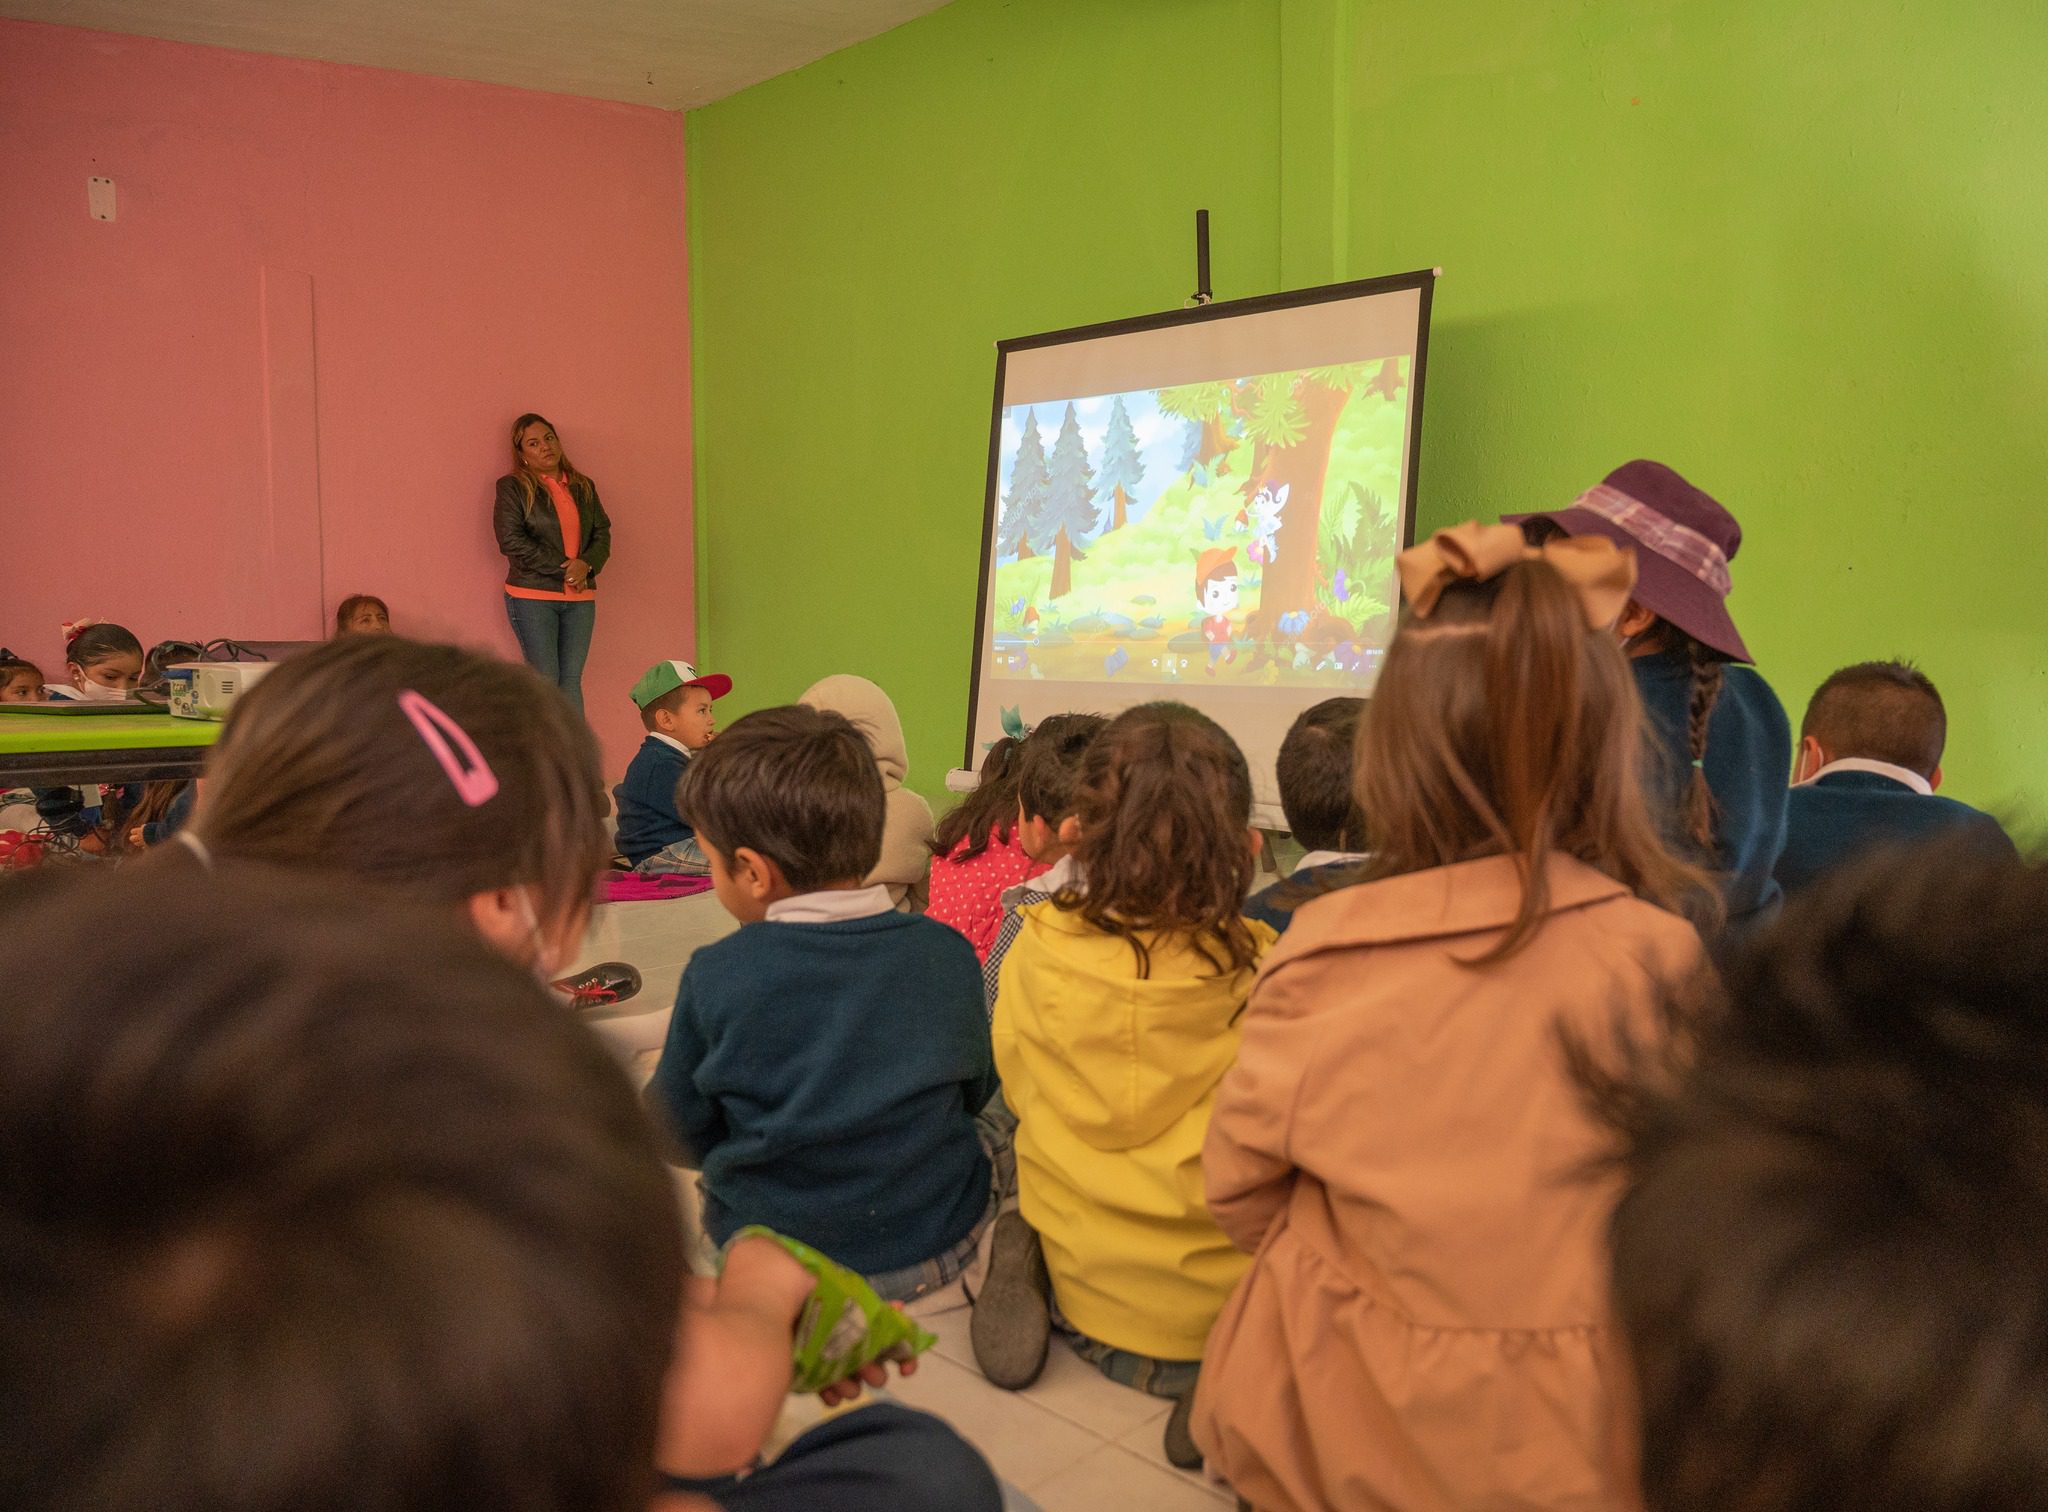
[930,735,1026,861]
[1015,712,1107,824]
[678,704,884,890]
[194,636,608,930]
[509,412,591,521]
[65,621,143,670]
[638,683,694,732]
[1275,696,1367,852]
[1056,702,1262,978]
[0,654,43,690]
[1802,659,1946,778]
[1360,563,1713,959]
[1582,837,2048,1512]
[1616,615,1725,850]
[333,593,389,636]
[0,861,682,1512]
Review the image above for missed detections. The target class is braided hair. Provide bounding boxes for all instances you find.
[1680,632,1726,850]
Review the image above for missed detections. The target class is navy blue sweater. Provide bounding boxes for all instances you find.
[613,735,693,865]
[1244,861,1361,935]
[1777,769,2015,898]
[1635,650,1791,927]
[646,912,997,1275]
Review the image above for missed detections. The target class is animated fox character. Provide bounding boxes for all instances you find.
[1197,547,1240,675]
[1246,482,1289,564]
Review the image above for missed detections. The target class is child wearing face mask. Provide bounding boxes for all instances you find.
[48,620,145,701]
[30,622,147,844]
[175,634,625,1013]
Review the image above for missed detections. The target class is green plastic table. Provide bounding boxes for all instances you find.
[0,710,220,786]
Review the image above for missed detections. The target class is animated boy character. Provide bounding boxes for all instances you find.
[1197,547,1240,675]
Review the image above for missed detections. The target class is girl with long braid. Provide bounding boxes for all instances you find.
[1510,459,1793,928]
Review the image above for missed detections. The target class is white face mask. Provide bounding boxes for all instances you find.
[72,677,129,702]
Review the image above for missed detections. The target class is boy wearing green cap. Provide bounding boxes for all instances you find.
[615,659,733,875]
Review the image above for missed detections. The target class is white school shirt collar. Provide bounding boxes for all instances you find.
[1294,849,1369,874]
[648,732,694,757]
[1035,853,1084,895]
[764,883,898,924]
[1800,757,1933,797]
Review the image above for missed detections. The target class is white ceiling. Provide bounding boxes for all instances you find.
[0,0,954,109]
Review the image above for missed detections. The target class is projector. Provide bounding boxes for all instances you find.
[165,661,276,722]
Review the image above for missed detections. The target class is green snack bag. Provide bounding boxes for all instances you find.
[724,1225,938,1395]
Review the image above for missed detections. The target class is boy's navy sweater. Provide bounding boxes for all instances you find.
[647,912,997,1275]
[1777,769,2015,898]
[1634,650,1791,927]
[1244,861,1360,934]
[613,735,692,865]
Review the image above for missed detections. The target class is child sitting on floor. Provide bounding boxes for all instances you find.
[981,712,1107,1006]
[176,634,641,1029]
[926,733,1047,960]
[615,660,731,876]
[799,675,933,907]
[0,861,1001,1512]
[979,702,1275,1470]
[1244,696,1369,933]
[646,705,1002,1305]
[1192,523,1713,1509]
[1600,838,2048,1512]
[1511,461,1792,930]
[1776,659,2015,896]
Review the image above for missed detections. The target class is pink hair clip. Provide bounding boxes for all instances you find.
[60,617,103,646]
[398,689,500,807]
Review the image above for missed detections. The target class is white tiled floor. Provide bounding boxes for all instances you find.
[565,896,1237,1511]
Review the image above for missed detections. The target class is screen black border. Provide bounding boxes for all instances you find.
[962,267,1438,773]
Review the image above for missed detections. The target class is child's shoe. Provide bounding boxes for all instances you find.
[970,1210,1051,1389]
[552,961,642,1009]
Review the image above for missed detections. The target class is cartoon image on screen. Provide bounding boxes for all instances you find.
[986,357,1408,690]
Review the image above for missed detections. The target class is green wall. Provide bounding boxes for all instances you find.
[686,0,1282,807]
[691,0,2048,816]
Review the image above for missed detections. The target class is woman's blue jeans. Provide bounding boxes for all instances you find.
[504,595,596,714]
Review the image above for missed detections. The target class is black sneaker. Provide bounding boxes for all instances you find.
[552,961,643,1010]
[1164,1386,1202,1469]
[970,1210,1052,1389]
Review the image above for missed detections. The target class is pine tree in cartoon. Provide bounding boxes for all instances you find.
[1093,393,1146,532]
[1041,402,1098,601]
[1001,408,1051,560]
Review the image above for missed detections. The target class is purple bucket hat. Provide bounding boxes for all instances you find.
[1504,460,1751,663]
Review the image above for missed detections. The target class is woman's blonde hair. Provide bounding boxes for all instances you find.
[1358,560,1715,958]
[509,412,590,520]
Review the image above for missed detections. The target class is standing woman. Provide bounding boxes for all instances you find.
[494,413,612,713]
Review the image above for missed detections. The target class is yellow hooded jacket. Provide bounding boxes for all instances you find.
[993,900,1275,1360]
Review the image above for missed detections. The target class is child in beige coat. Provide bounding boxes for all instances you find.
[1194,524,1714,1511]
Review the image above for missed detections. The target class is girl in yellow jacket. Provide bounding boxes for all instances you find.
[977,701,1275,1468]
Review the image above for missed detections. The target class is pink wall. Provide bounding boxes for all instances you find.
[0,20,693,774]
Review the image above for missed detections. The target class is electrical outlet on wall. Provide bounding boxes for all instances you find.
[88,176,115,221]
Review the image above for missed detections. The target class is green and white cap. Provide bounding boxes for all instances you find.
[630,660,732,708]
